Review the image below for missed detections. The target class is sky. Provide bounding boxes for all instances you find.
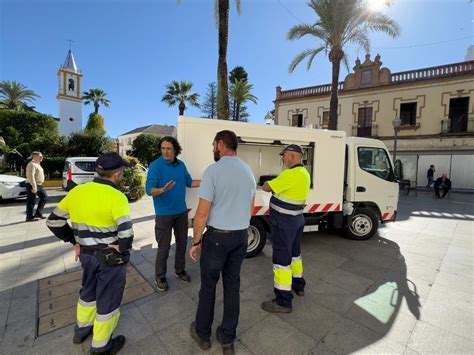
[1,0,473,138]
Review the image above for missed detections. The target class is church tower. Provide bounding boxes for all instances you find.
[57,49,83,136]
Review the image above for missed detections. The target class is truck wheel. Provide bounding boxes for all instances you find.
[246,218,267,258]
[344,208,378,240]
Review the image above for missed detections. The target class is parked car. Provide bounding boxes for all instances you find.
[62,157,97,191]
[0,174,27,200]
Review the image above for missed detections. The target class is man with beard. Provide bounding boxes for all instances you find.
[188,130,256,354]
[146,136,200,292]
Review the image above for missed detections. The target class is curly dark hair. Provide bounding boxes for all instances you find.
[158,136,182,162]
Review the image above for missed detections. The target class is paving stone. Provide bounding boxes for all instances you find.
[339,259,387,281]
[345,297,417,345]
[322,317,405,354]
[240,315,316,354]
[425,283,473,314]
[138,290,196,332]
[120,333,168,355]
[1,318,36,353]
[433,270,474,294]
[308,280,362,315]
[439,259,474,279]
[114,304,155,343]
[408,321,474,354]
[322,269,375,295]
[420,300,474,341]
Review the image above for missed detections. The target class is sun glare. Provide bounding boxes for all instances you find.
[367,0,387,12]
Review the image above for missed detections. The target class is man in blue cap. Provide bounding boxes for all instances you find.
[47,152,134,354]
[261,144,311,313]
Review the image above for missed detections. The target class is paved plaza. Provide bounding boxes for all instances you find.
[0,190,473,354]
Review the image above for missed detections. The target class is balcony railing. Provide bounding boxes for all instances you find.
[351,123,378,138]
[392,61,474,83]
[278,61,474,101]
[279,82,344,99]
[441,118,474,134]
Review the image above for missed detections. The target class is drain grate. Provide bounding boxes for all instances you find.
[37,264,154,336]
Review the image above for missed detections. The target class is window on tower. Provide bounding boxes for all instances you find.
[69,117,74,121]
[68,79,75,91]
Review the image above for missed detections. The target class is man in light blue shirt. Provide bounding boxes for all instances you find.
[188,130,256,354]
[145,136,199,292]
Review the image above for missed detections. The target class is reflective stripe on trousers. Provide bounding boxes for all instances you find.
[91,308,121,349]
[77,298,96,328]
[273,264,292,291]
[291,255,304,278]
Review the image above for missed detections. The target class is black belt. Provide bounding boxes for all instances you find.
[207,226,234,234]
[80,246,107,255]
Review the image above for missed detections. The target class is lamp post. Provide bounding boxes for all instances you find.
[115,138,120,155]
[392,117,401,161]
[264,111,274,125]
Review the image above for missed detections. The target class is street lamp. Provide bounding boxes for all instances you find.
[264,111,274,125]
[392,117,401,161]
[115,138,120,155]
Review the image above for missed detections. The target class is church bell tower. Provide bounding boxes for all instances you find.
[57,49,83,136]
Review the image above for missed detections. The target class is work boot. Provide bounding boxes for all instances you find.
[293,289,305,297]
[216,325,235,355]
[90,335,126,354]
[175,270,191,283]
[73,329,92,344]
[25,217,40,222]
[155,278,169,292]
[189,321,211,350]
[261,300,292,313]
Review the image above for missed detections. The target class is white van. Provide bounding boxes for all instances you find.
[178,117,399,257]
[62,157,97,191]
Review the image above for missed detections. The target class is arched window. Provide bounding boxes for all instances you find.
[68,79,75,91]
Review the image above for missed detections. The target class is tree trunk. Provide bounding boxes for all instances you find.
[328,48,343,130]
[179,101,186,116]
[236,102,241,121]
[94,103,99,114]
[217,0,230,120]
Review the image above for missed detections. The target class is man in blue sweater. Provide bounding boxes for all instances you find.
[146,136,200,292]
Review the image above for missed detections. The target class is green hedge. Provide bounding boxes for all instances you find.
[42,157,66,178]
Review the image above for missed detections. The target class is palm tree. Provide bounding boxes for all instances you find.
[178,0,241,120]
[229,79,258,121]
[216,0,242,120]
[82,88,111,114]
[0,80,39,110]
[162,80,200,116]
[288,0,400,130]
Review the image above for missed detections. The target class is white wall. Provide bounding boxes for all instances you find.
[58,99,82,136]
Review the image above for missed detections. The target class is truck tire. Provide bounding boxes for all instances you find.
[246,218,267,258]
[344,207,378,240]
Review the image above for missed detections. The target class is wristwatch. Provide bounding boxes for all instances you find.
[192,239,201,247]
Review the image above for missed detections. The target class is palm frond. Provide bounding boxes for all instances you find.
[288,48,324,73]
[365,13,401,38]
[287,24,326,41]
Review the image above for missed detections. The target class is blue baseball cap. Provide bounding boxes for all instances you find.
[96,153,130,171]
[280,144,304,155]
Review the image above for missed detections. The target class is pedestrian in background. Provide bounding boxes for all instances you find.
[25,151,48,222]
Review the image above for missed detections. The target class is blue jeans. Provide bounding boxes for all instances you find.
[195,228,248,343]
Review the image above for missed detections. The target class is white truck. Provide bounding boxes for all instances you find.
[178,117,399,257]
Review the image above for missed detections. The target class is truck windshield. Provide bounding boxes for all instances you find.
[357,147,395,182]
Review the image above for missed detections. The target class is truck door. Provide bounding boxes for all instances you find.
[354,146,398,219]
